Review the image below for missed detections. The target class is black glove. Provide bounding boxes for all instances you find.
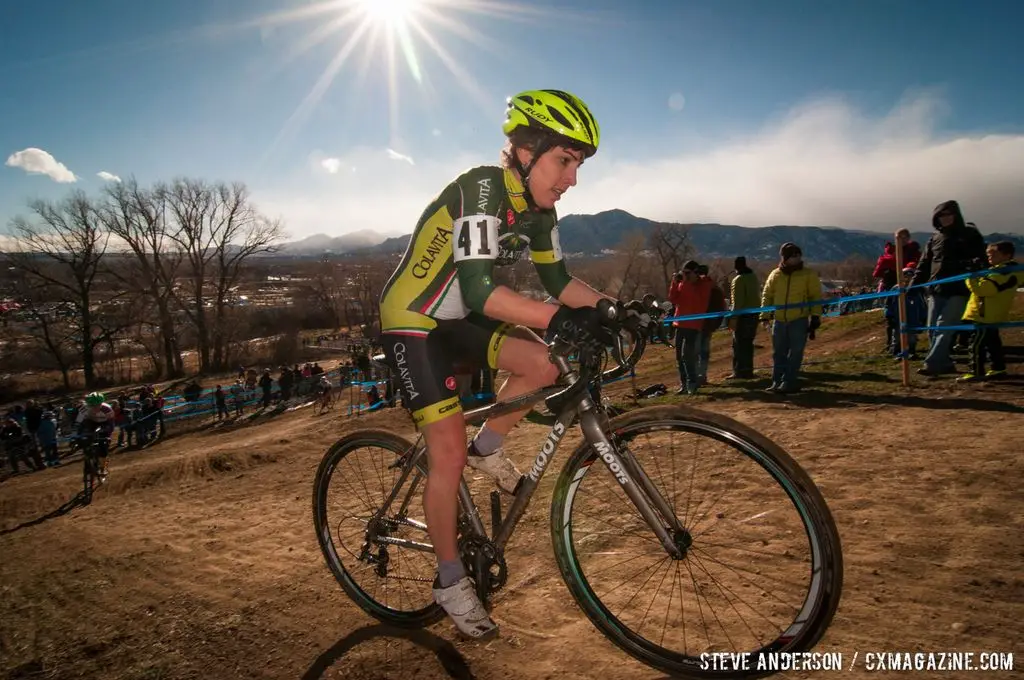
[808,315,821,339]
[547,304,618,351]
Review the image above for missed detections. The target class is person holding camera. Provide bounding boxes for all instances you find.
[909,201,987,376]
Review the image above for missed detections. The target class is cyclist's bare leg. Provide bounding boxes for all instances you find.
[481,331,559,436]
[421,410,498,639]
[420,411,468,565]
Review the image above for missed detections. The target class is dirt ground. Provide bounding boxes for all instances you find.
[1,325,1022,680]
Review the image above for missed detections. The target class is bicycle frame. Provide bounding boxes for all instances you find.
[370,351,687,561]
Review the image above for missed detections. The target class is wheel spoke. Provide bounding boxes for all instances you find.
[554,411,842,674]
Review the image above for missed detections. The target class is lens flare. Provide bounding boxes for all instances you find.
[253,0,594,165]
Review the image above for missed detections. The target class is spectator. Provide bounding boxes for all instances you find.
[696,264,725,385]
[214,385,229,419]
[23,399,43,452]
[884,267,927,359]
[895,228,922,267]
[727,256,760,379]
[911,200,987,376]
[278,366,293,401]
[958,241,1019,382]
[37,409,60,467]
[114,399,133,448]
[760,242,823,394]
[259,368,273,408]
[2,417,42,473]
[230,379,245,416]
[873,242,899,292]
[138,397,161,445]
[182,380,202,403]
[668,260,712,395]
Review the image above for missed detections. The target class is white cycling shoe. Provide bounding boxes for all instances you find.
[466,446,523,495]
[433,576,499,640]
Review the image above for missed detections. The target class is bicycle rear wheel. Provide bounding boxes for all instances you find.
[550,405,842,679]
[313,429,444,628]
[82,451,95,505]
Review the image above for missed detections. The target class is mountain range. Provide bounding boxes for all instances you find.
[279,210,1024,263]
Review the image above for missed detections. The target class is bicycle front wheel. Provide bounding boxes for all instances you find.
[550,405,842,679]
[312,429,444,628]
[82,451,96,504]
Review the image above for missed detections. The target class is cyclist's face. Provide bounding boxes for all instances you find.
[522,146,584,209]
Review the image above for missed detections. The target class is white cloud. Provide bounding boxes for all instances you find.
[254,147,483,236]
[564,91,1024,234]
[254,92,1024,238]
[97,170,121,182]
[386,148,415,165]
[5,147,77,183]
[321,157,342,174]
[668,92,686,112]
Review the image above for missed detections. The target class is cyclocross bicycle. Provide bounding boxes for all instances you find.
[79,429,107,505]
[313,300,843,679]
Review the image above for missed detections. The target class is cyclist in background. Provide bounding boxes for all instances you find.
[76,391,115,481]
[378,89,615,639]
[316,373,333,410]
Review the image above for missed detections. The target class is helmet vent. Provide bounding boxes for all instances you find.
[546,106,572,129]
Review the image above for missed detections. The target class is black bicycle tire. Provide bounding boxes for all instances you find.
[312,428,445,628]
[550,404,843,679]
[82,447,95,504]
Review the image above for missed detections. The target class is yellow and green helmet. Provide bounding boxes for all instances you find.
[502,89,600,157]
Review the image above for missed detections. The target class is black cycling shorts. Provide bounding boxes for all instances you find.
[381,313,511,427]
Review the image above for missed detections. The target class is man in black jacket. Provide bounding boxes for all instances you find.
[910,200,986,375]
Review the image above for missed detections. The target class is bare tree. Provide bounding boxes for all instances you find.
[614,231,653,299]
[648,224,695,297]
[162,179,283,372]
[306,258,346,328]
[8,290,78,389]
[101,178,184,378]
[355,256,398,328]
[7,192,119,388]
[209,191,284,369]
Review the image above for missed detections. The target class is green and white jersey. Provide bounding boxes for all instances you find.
[379,165,572,334]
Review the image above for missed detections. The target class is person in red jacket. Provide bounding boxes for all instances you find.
[668,260,712,395]
[873,242,899,292]
[895,228,922,268]
[696,264,726,385]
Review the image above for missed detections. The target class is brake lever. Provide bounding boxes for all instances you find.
[609,331,628,368]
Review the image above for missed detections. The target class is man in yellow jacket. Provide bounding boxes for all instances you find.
[959,241,1019,382]
[759,243,823,393]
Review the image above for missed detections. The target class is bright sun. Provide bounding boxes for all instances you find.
[358,0,420,23]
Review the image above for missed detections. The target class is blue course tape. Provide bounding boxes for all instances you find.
[663,264,1023,325]
[905,321,1024,333]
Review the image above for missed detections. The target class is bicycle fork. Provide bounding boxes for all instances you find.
[576,406,688,560]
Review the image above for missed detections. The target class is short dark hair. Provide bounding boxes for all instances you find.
[500,127,589,169]
[988,241,1015,257]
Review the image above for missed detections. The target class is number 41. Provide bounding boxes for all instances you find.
[458,219,493,257]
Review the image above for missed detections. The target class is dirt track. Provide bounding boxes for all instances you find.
[2,336,1022,680]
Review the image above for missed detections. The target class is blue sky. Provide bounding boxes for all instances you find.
[3,0,1023,241]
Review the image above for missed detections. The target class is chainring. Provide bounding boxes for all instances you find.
[458,534,508,603]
